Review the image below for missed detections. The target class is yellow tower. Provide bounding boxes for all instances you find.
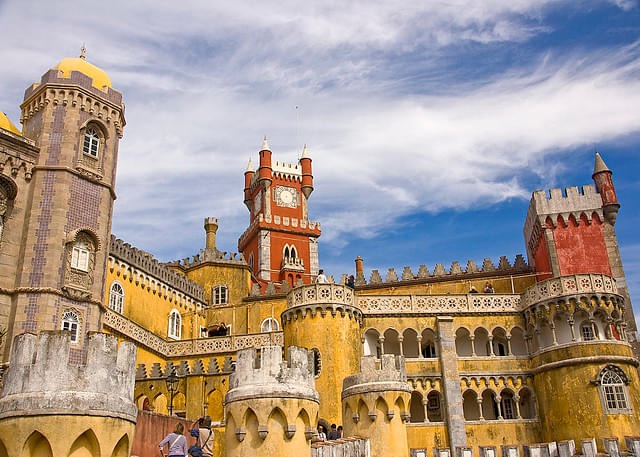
[282,283,362,425]
[341,354,412,457]
[224,345,319,457]
[0,331,137,456]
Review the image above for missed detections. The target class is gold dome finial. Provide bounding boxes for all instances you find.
[80,44,87,60]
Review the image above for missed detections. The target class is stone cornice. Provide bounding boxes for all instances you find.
[33,165,116,199]
[531,355,638,374]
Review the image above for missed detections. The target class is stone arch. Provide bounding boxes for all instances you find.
[481,389,498,420]
[462,389,479,421]
[374,395,389,419]
[383,328,401,355]
[499,388,517,419]
[136,394,150,411]
[110,435,129,457]
[455,327,472,357]
[510,326,527,355]
[518,387,536,419]
[592,308,609,340]
[65,227,101,252]
[394,393,406,414]
[243,407,260,429]
[153,393,168,415]
[552,311,572,344]
[22,431,53,457]
[491,327,508,356]
[207,388,224,422]
[268,407,289,439]
[79,117,110,139]
[173,391,186,413]
[474,327,490,356]
[537,319,554,348]
[426,390,443,422]
[421,328,437,358]
[357,398,369,423]
[297,407,312,428]
[409,390,425,423]
[68,429,100,457]
[363,328,381,357]
[574,309,594,341]
[402,327,420,358]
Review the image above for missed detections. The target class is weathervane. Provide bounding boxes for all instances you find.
[80,44,86,60]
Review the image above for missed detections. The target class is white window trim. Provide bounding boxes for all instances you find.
[212,284,229,305]
[261,317,280,333]
[71,243,90,272]
[83,128,100,158]
[168,309,182,340]
[597,367,632,414]
[109,281,125,314]
[61,311,80,343]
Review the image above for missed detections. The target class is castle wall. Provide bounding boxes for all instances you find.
[183,262,251,308]
[552,214,611,276]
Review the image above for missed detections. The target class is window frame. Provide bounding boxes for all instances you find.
[212,284,229,305]
[83,127,100,158]
[71,241,90,272]
[595,365,632,415]
[109,281,124,314]
[61,311,80,343]
[581,324,595,341]
[261,317,280,333]
[168,309,182,340]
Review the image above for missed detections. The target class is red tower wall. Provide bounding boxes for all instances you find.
[533,232,552,281]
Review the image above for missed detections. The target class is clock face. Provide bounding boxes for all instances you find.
[275,186,297,208]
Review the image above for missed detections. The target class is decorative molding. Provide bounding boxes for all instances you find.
[521,273,618,309]
[357,294,520,315]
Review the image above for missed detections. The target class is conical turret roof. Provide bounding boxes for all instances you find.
[593,152,611,175]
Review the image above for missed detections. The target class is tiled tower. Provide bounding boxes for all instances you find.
[523,153,638,355]
[238,139,321,287]
[0,50,125,363]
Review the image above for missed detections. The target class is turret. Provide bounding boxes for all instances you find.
[592,152,620,225]
[341,355,412,457]
[243,158,254,210]
[355,255,365,285]
[224,346,319,457]
[300,144,313,199]
[258,136,273,190]
[204,217,219,251]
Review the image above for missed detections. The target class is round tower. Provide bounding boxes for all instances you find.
[258,136,273,190]
[0,331,137,456]
[592,152,620,225]
[282,283,362,425]
[224,345,319,457]
[341,354,412,457]
[299,144,313,199]
[243,158,255,210]
[204,216,219,251]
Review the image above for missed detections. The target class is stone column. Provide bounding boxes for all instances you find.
[568,318,576,342]
[513,394,521,419]
[423,397,429,422]
[477,398,484,420]
[488,336,495,356]
[436,316,466,450]
[495,395,503,420]
[398,336,404,356]
[417,335,423,358]
[379,337,385,355]
[470,336,476,357]
[505,336,512,356]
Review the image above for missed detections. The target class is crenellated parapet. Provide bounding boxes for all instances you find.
[0,331,137,421]
[225,346,320,456]
[282,283,361,325]
[109,235,205,304]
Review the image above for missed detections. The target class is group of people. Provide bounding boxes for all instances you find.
[316,269,357,289]
[159,416,214,457]
[469,282,495,294]
[315,423,344,442]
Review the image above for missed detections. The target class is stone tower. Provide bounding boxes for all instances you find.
[224,345,320,457]
[341,354,412,457]
[0,331,137,456]
[523,152,638,355]
[0,51,125,363]
[282,283,362,426]
[239,139,321,287]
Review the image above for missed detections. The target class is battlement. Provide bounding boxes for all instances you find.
[342,355,411,396]
[109,235,205,302]
[0,331,137,421]
[226,346,319,404]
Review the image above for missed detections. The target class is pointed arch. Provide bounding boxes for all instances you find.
[409,391,425,423]
[374,395,389,418]
[243,406,259,428]
[268,406,289,429]
[22,431,53,457]
[111,435,129,457]
[68,429,100,457]
[297,407,311,428]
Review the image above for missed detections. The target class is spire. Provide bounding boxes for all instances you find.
[80,44,87,60]
[261,135,270,152]
[246,157,254,173]
[300,144,310,159]
[593,152,610,175]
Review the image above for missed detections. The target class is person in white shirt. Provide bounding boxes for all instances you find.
[315,269,328,283]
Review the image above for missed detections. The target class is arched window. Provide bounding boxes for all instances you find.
[290,245,297,260]
[597,366,631,414]
[83,128,100,157]
[71,239,90,272]
[284,246,290,260]
[580,321,596,341]
[261,317,280,333]
[168,310,181,340]
[109,282,124,313]
[212,285,228,305]
[500,391,516,419]
[61,311,79,343]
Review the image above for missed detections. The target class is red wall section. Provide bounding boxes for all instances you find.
[533,232,552,281]
[552,213,611,276]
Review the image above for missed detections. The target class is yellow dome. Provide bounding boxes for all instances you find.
[53,57,112,90]
[0,111,21,135]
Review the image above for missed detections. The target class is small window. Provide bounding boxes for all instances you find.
[581,324,595,341]
[168,310,181,340]
[600,368,630,413]
[61,311,79,343]
[422,343,437,358]
[71,241,90,271]
[212,285,228,305]
[501,396,515,419]
[261,317,280,333]
[83,128,100,157]
[109,282,124,313]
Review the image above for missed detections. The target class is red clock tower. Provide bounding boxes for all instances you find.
[238,137,321,287]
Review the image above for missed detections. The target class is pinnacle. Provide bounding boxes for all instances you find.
[301,144,310,159]
[261,136,270,152]
[246,157,254,172]
[593,152,610,175]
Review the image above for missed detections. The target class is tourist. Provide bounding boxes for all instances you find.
[337,425,343,438]
[188,416,213,457]
[159,422,188,457]
[484,282,495,293]
[346,275,355,289]
[317,424,327,441]
[328,423,339,440]
[316,269,328,283]
[469,285,479,294]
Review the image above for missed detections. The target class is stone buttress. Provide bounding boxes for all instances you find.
[0,331,137,456]
[341,354,412,457]
[224,345,320,457]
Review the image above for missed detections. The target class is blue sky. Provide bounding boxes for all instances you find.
[0,1,639,318]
